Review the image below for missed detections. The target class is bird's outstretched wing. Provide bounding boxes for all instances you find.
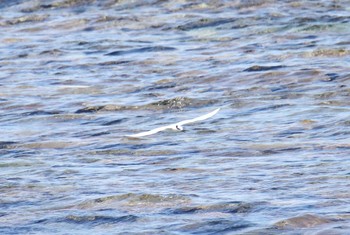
[126,124,174,138]
[176,108,220,126]
[127,108,220,138]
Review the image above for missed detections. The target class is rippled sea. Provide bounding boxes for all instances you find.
[1,0,350,234]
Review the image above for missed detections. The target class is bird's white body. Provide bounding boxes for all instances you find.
[127,108,220,138]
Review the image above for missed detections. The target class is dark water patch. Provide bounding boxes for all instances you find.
[179,219,251,234]
[105,46,176,56]
[335,145,350,150]
[87,149,132,156]
[275,129,305,138]
[246,104,292,115]
[82,26,95,31]
[244,143,306,156]
[104,162,144,167]
[175,18,236,31]
[243,65,286,72]
[39,49,63,56]
[22,110,62,116]
[0,141,17,149]
[80,117,105,125]
[102,118,128,126]
[336,40,350,46]
[98,60,130,66]
[62,214,137,226]
[329,130,350,137]
[260,147,303,155]
[76,41,91,46]
[160,167,206,174]
[270,85,289,92]
[95,143,129,150]
[16,53,28,58]
[238,43,263,54]
[89,131,110,137]
[76,104,128,113]
[135,82,177,92]
[89,148,178,158]
[166,201,253,215]
[56,64,94,70]
[128,142,174,150]
[96,141,171,151]
[293,16,333,25]
[302,35,318,40]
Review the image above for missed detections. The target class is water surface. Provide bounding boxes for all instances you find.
[1,0,350,234]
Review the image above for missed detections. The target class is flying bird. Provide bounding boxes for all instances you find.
[127,108,220,138]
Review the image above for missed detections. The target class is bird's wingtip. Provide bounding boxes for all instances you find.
[213,107,221,113]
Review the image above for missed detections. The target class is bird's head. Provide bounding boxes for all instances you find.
[175,125,184,131]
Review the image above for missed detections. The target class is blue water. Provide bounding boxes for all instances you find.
[1,0,350,234]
